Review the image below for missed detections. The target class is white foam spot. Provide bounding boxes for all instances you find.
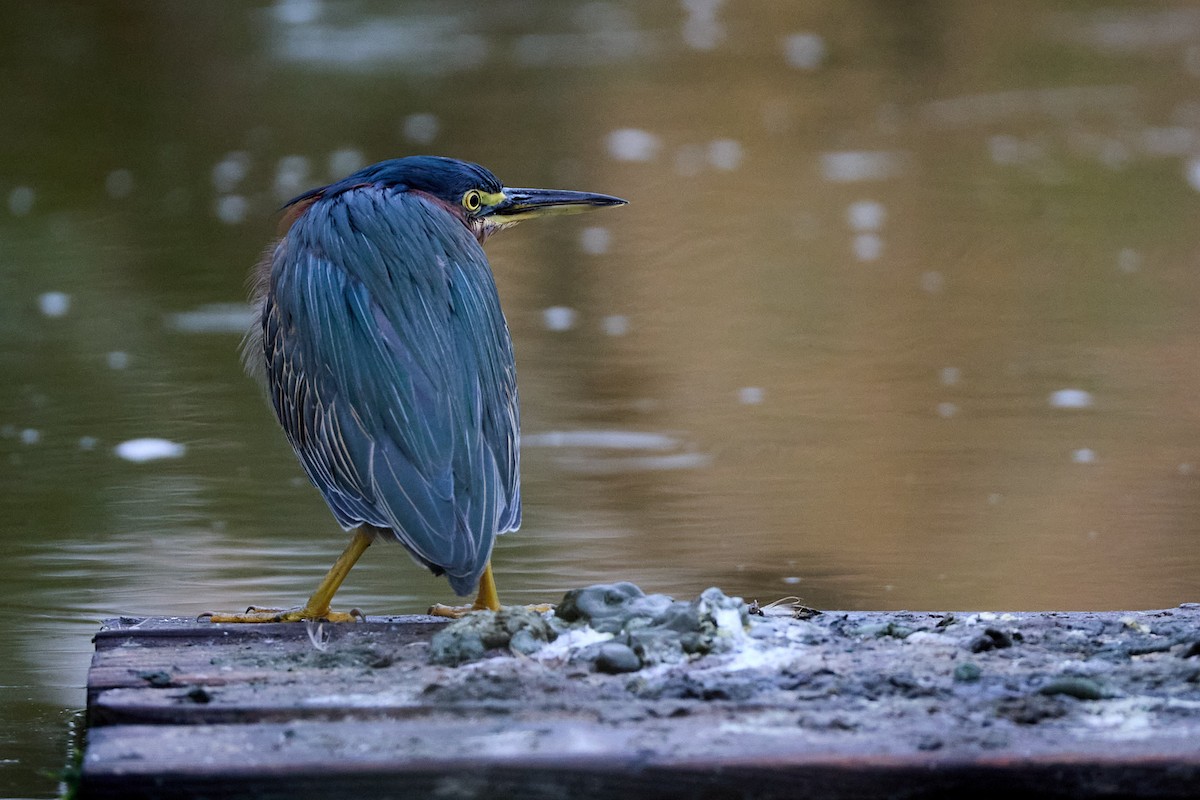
[1179,463,1194,476]
[107,351,130,370]
[542,306,577,332]
[115,438,187,463]
[20,428,40,445]
[523,430,678,450]
[1186,157,1200,193]
[328,147,365,178]
[38,291,71,318]
[212,152,250,193]
[78,436,97,451]
[579,226,611,255]
[846,200,886,232]
[167,303,257,334]
[1072,448,1096,464]
[937,402,959,418]
[782,32,825,69]
[601,315,629,336]
[1049,389,1093,409]
[708,139,743,171]
[919,271,944,294]
[105,169,134,199]
[402,113,440,145]
[782,576,801,585]
[273,0,322,25]
[607,128,661,162]
[939,366,960,386]
[275,155,311,202]
[214,195,249,225]
[820,151,901,183]
[1117,248,1140,273]
[9,186,34,216]
[738,387,764,405]
[853,233,883,262]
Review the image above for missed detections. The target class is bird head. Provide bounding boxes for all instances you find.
[295,155,626,242]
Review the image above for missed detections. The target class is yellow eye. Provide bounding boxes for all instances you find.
[462,190,482,212]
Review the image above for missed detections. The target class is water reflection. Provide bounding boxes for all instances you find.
[4,1,1200,796]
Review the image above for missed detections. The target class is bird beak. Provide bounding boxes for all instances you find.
[484,188,627,223]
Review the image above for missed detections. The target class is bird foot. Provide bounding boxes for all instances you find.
[427,602,555,620]
[198,605,365,623]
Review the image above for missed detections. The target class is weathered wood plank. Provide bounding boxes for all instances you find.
[80,606,1200,799]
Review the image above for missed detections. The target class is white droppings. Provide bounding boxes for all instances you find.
[919,271,945,294]
[1117,248,1141,273]
[1072,448,1096,464]
[1049,389,1094,409]
[328,148,365,178]
[211,152,251,193]
[738,387,764,405]
[107,351,130,370]
[601,315,629,336]
[214,195,249,225]
[782,32,826,70]
[579,226,611,255]
[846,200,886,232]
[105,169,134,199]
[940,366,961,386]
[38,291,71,318]
[853,233,883,262]
[707,139,743,171]
[542,306,577,332]
[988,493,1003,505]
[937,402,959,418]
[114,438,187,463]
[607,128,661,162]
[782,576,801,585]
[1179,463,1194,476]
[8,186,34,216]
[20,428,40,445]
[820,151,901,183]
[402,113,440,145]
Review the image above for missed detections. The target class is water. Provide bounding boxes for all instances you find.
[3,2,1200,796]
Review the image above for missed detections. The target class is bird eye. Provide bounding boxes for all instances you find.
[462,190,483,212]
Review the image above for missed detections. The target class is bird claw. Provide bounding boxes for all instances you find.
[198,605,365,623]
[427,602,555,620]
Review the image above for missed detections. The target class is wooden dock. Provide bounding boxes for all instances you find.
[80,605,1200,799]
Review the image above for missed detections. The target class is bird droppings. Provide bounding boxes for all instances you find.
[429,583,749,671]
[85,602,1200,797]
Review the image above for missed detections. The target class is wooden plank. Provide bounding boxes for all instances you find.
[80,607,1200,799]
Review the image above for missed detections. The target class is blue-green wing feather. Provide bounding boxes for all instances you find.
[260,188,520,594]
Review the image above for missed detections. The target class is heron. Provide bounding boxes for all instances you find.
[206,156,625,623]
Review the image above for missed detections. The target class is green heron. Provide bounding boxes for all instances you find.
[207,156,624,623]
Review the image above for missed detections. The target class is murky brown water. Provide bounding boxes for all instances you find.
[4,2,1200,796]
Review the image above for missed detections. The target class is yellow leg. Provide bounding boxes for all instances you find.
[201,529,373,623]
[428,562,553,618]
[429,561,500,618]
[472,562,501,611]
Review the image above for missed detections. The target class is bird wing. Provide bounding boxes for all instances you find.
[260,187,520,593]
